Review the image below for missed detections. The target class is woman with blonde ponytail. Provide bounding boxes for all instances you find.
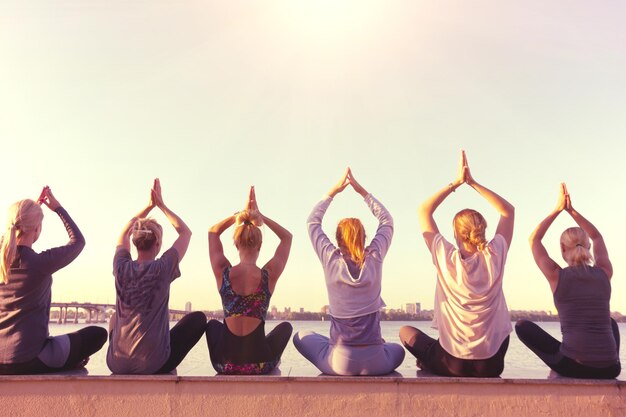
[0,187,107,374]
[207,186,293,375]
[293,168,405,376]
[107,179,206,374]
[518,183,620,378]
[400,150,515,377]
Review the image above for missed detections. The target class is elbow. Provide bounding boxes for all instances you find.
[282,231,293,244]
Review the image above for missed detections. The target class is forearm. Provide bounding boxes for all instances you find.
[530,210,560,244]
[133,204,154,221]
[470,181,514,217]
[160,205,191,237]
[307,196,332,224]
[209,215,236,235]
[365,194,393,227]
[419,182,458,224]
[568,208,601,240]
[262,214,292,242]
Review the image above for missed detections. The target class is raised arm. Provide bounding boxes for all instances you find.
[151,179,192,259]
[262,212,292,291]
[463,152,515,247]
[529,183,567,292]
[37,187,86,274]
[307,169,350,264]
[418,152,465,249]
[348,169,394,257]
[565,191,612,279]
[208,214,235,280]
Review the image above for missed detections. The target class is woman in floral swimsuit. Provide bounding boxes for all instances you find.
[206,186,292,374]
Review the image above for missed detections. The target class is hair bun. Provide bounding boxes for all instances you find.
[236,210,263,227]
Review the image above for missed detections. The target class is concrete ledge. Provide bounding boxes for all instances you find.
[1,374,625,417]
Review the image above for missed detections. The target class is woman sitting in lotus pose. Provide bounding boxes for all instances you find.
[107,179,206,374]
[517,183,620,379]
[400,151,514,377]
[0,186,107,374]
[293,168,405,376]
[206,186,293,375]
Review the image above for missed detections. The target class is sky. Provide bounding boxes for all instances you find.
[1,0,625,313]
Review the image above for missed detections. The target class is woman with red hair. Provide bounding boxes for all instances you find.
[293,168,404,375]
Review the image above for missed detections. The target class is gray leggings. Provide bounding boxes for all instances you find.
[293,331,405,376]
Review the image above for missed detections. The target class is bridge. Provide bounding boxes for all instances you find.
[50,302,220,324]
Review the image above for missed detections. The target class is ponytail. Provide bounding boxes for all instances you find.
[0,225,18,284]
[336,218,366,268]
[233,210,263,249]
[561,227,593,266]
[0,199,44,284]
[453,209,488,251]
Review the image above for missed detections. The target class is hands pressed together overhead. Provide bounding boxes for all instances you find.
[555,182,573,213]
[452,150,477,190]
[329,168,369,198]
[37,186,61,211]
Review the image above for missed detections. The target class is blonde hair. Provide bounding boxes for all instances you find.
[336,218,366,268]
[0,199,44,284]
[132,218,163,251]
[233,210,263,250]
[453,209,488,251]
[560,227,593,266]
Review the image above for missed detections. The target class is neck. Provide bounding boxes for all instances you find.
[137,250,157,263]
[238,250,259,266]
[16,234,36,248]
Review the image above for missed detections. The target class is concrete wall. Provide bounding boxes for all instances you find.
[1,375,624,417]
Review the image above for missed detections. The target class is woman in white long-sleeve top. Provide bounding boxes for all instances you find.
[293,168,405,376]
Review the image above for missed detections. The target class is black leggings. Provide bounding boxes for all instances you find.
[0,326,108,375]
[400,326,509,377]
[206,319,292,371]
[515,319,621,379]
[156,311,207,374]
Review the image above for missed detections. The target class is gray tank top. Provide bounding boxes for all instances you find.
[554,266,618,365]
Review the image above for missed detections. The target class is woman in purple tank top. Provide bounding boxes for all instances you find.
[519,183,620,378]
[206,186,293,375]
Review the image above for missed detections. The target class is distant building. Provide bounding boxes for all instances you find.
[185,301,192,312]
[299,307,304,314]
[406,303,416,315]
[415,303,421,313]
[271,305,278,318]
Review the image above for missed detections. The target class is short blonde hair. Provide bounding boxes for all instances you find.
[336,218,366,268]
[453,209,488,251]
[560,227,593,266]
[233,210,263,250]
[132,218,163,251]
[0,199,44,284]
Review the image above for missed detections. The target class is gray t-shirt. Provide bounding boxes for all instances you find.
[106,247,180,374]
[0,208,85,364]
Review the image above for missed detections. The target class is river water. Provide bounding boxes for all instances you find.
[49,321,626,379]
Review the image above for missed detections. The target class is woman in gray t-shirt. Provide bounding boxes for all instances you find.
[519,183,620,379]
[106,179,206,374]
